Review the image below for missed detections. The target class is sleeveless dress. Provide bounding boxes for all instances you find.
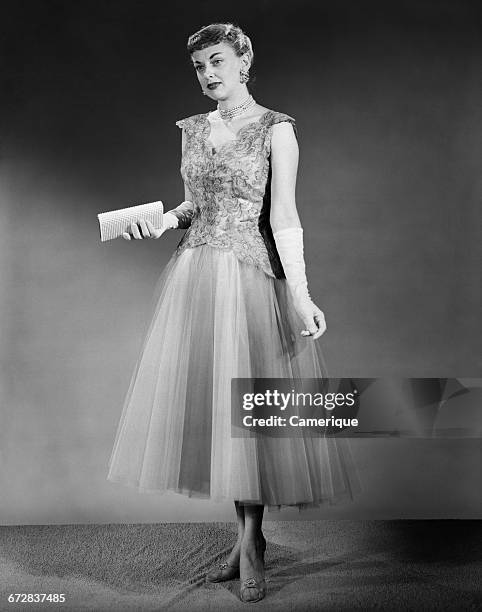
[106,109,362,511]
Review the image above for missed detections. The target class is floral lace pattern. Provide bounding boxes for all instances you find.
[174,109,297,278]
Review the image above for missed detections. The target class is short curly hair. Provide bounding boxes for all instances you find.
[187,22,254,69]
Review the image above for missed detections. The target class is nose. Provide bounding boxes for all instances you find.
[204,65,216,80]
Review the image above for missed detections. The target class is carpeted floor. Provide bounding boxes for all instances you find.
[0,521,480,611]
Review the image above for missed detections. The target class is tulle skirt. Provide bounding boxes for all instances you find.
[107,244,362,511]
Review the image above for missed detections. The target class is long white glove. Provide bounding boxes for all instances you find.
[123,200,194,239]
[273,227,326,339]
[166,200,196,229]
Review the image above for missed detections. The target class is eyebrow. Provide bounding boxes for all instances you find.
[193,52,223,64]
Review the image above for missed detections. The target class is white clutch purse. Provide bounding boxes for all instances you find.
[97,200,165,242]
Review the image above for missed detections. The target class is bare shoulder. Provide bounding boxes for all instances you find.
[238,103,271,121]
[254,104,271,115]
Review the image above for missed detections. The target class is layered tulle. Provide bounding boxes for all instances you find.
[107,245,362,511]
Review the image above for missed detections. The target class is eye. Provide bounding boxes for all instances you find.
[213,59,222,65]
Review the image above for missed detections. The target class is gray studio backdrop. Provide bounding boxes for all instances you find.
[1,1,480,524]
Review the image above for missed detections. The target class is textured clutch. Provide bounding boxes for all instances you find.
[97,200,164,242]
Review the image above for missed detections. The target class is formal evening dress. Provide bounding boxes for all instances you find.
[106,108,362,511]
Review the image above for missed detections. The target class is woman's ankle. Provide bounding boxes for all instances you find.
[242,531,265,548]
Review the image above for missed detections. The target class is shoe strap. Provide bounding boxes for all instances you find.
[219,561,239,570]
[242,577,260,588]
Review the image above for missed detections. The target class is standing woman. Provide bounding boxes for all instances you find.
[107,22,362,603]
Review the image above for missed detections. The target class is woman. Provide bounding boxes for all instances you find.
[107,22,362,603]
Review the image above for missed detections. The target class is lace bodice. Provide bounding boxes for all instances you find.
[173,109,297,278]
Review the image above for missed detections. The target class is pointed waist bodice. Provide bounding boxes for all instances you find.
[174,109,298,278]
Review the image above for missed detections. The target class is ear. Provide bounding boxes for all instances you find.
[241,52,251,70]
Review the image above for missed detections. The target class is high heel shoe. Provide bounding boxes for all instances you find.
[239,536,267,603]
[240,576,266,603]
[205,560,240,583]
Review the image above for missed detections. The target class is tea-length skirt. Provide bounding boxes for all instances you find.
[107,244,362,511]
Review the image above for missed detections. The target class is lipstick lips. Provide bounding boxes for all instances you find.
[207,82,221,89]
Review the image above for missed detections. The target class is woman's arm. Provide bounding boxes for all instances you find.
[270,121,326,339]
[270,122,301,233]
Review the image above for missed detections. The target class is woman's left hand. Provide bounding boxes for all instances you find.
[293,295,327,340]
[122,219,164,240]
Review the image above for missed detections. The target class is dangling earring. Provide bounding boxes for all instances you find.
[240,68,250,84]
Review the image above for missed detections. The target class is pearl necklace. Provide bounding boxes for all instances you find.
[217,94,256,121]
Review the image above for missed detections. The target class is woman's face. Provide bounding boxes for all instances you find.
[191,42,248,101]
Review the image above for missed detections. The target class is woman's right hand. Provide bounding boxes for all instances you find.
[122,219,166,240]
